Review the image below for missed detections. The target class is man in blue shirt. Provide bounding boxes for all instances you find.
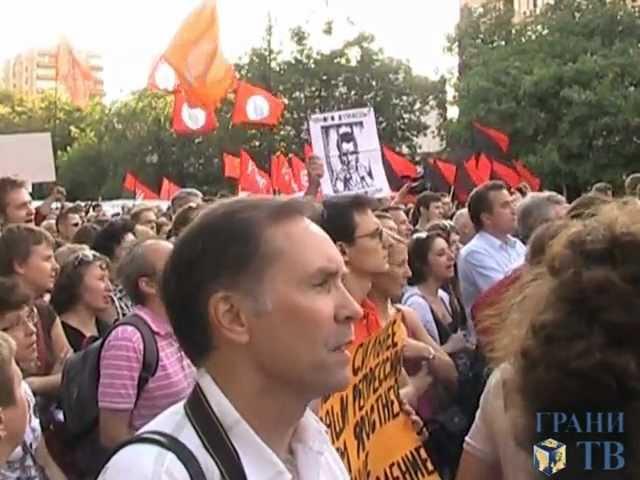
[458,181,526,322]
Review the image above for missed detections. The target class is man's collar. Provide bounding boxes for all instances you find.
[133,305,172,335]
[477,230,517,248]
[197,370,331,479]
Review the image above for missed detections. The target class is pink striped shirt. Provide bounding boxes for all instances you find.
[98,306,196,430]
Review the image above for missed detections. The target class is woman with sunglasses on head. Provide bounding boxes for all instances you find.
[50,251,113,353]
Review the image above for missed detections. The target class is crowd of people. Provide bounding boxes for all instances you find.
[0,163,639,479]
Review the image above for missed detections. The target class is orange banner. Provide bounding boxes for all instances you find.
[319,317,440,480]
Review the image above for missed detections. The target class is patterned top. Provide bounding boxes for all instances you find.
[0,383,45,480]
[98,306,196,430]
[110,284,134,322]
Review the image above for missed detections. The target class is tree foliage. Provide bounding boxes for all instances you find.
[448,0,640,192]
[0,24,446,200]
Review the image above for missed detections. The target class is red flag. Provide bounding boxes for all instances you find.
[382,146,418,180]
[163,0,236,109]
[148,56,178,93]
[172,89,218,135]
[56,40,98,108]
[473,122,510,154]
[433,158,457,186]
[514,160,541,191]
[466,153,493,187]
[122,172,159,200]
[290,154,309,191]
[223,153,241,179]
[304,144,314,160]
[270,153,299,195]
[231,81,285,127]
[239,150,273,195]
[160,177,181,201]
[491,159,521,189]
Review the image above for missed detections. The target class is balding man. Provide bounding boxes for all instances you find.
[98,239,195,450]
[453,208,475,245]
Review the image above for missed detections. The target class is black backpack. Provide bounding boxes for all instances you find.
[60,313,159,438]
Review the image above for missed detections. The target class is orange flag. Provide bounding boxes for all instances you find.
[232,81,285,127]
[239,150,273,195]
[270,153,299,195]
[223,153,241,179]
[172,89,218,135]
[290,154,309,192]
[160,177,181,201]
[122,172,160,200]
[164,0,236,110]
[148,56,178,93]
[56,40,98,108]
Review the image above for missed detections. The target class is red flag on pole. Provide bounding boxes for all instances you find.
[231,81,285,127]
[382,146,418,180]
[122,172,160,200]
[239,150,273,195]
[223,153,241,179]
[270,153,299,195]
[160,177,181,201]
[290,154,309,192]
[514,160,541,191]
[172,89,218,135]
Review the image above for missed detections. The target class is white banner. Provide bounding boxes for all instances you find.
[309,107,390,197]
[0,133,56,184]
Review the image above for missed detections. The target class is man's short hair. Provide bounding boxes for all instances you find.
[516,191,566,244]
[91,218,135,260]
[0,177,27,218]
[161,198,311,366]
[467,181,508,231]
[314,195,377,245]
[0,277,30,316]
[117,240,161,306]
[591,182,613,196]
[56,204,83,232]
[625,173,640,196]
[130,205,155,225]
[0,225,54,276]
[0,331,17,407]
[411,192,443,225]
[171,188,203,212]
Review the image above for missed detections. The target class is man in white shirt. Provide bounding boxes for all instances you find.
[99,197,362,479]
[458,181,526,320]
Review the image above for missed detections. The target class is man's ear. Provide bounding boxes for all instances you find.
[208,292,251,346]
[12,260,25,276]
[336,241,349,261]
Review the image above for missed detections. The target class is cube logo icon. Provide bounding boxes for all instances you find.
[534,438,567,476]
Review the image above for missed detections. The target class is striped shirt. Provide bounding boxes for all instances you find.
[98,306,196,430]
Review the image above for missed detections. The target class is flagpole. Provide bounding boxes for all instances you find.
[266,11,275,194]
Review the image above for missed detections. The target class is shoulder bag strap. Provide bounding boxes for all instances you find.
[105,430,206,480]
[184,384,248,480]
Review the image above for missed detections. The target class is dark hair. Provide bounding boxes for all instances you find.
[161,198,311,365]
[50,251,109,315]
[412,192,443,225]
[171,188,203,213]
[72,223,100,246]
[467,180,507,231]
[169,203,206,239]
[0,277,30,315]
[314,195,376,245]
[0,177,27,218]
[117,240,160,305]
[91,218,135,260]
[0,225,54,275]
[56,205,83,232]
[425,220,458,241]
[408,232,447,285]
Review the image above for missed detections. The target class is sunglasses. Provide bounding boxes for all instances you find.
[71,250,106,269]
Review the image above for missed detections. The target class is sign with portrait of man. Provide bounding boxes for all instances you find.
[309,107,390,197]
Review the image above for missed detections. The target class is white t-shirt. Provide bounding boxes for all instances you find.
[98,370,350,480]
[464,363,531,479]
[0,382,44,480]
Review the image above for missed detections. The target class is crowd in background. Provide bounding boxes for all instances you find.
[0,166,639,479]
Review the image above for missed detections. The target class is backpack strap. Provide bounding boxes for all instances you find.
[105,431,206,480]
[184,384,248,480]
[112,314,160,404]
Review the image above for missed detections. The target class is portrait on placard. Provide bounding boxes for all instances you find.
[309,107,391,197]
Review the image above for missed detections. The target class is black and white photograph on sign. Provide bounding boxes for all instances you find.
[309,108,390,197]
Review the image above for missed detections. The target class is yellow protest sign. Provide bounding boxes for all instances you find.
[319,316,440,480]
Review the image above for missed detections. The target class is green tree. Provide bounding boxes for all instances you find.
[448,0,640,193]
